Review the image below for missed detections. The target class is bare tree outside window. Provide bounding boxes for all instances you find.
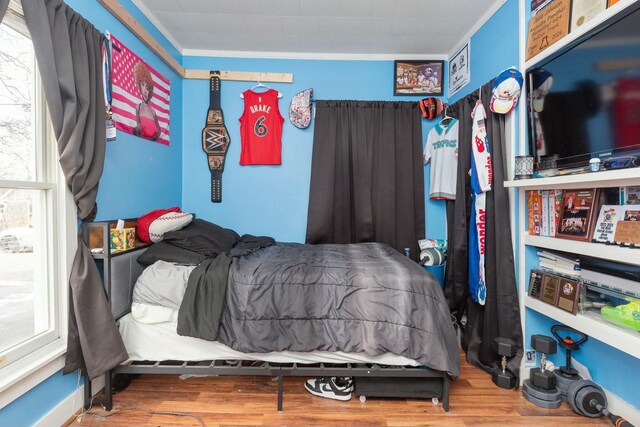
[0,22,39,354]
[0,23,34,184]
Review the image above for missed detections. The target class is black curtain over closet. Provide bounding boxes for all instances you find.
[0,0,129,379]
[306,101,425,258]
[444,82,523,381]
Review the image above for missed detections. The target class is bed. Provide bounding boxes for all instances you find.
[84,219,460,412]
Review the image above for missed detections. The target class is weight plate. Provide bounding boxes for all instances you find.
[523,380,562,401]
[554,369,582,395]
[575,384,606,418]
[523,387,562,409]
[567,380,604,417]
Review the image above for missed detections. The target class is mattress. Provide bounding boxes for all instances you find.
[119,313,420,366]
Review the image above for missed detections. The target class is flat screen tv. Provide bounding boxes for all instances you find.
[527,4,640,171]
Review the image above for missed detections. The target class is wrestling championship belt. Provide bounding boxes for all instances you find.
[201,72,230,203]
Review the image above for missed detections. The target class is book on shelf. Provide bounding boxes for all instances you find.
[527,190,542,235]
[537,249,580,263]
[527,189,562,237]
[537,249,581,277]
[541,190,550,236]
[550,189,562,237]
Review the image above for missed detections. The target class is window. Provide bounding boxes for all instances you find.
[0,4,73,398]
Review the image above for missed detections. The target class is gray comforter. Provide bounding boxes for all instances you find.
[216,242,460,378]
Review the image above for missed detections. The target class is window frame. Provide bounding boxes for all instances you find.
[0,5,77,407]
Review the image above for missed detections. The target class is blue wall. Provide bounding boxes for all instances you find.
[181,56,447,242]
[70,0,184,221]
[449,0,520,104]
[0,0,182,425]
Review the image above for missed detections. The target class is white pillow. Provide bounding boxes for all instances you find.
[148,211,193,243]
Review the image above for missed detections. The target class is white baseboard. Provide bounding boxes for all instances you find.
[604,388,640,427]
[33,376,104,427]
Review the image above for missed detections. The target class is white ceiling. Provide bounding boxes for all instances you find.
[132,0,503,59]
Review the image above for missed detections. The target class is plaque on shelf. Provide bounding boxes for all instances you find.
[541,274,560,305]
[528,269,544,299]
[593,205,624,244]
[526,0,571,60]
[557,277,580,314]
[557,189,600,241]
[614,220,640,245]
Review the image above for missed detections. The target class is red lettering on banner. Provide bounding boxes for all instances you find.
[478,209,486,255]
[486,157,493,185]
[475,136,485,153]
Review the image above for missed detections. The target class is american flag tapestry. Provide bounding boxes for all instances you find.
[110,35,171,145]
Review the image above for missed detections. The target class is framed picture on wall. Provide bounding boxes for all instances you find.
[449,42,470,96]
[393,60,444,96]
[557,189,600,241]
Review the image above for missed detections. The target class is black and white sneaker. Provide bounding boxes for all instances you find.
[304,377,353,401]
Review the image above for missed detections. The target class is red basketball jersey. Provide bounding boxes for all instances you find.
[239,89,284,165]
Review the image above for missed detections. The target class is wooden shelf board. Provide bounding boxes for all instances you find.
[504,168,640,190]
[523,234,640,266]
[525,296,640,359]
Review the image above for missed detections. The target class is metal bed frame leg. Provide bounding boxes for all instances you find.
[83,374,91,410]
[83,371,113,411]
[277,375,284,411]
[442,376,450,412]
[103,371,113,411]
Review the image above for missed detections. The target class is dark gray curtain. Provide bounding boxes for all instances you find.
[17,0,128,379]
[0,0,9,25]
[445,82,523,381]
[306,101,425,258]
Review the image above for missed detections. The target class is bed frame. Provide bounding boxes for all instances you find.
[84,248,451,412]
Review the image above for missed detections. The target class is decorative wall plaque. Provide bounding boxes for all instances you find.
[526,0,572,60]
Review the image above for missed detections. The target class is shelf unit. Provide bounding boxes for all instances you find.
[525,296,640,359]
[523,234,640,266]
[515,0,640,392]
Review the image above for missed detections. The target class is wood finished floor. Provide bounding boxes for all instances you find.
[66,354,608,427]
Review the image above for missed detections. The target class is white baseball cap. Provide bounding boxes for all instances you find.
[490,67,523,114]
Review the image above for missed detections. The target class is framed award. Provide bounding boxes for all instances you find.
[528,269,544,300]
[557,277,580,314]
[541,274,560,306]
[557,189,600,241]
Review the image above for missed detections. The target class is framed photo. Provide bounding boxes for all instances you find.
[449,42,470,97]
[394,60,444,96]
[557,189,600,241]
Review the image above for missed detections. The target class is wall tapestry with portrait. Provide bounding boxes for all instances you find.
[110,35,171,146]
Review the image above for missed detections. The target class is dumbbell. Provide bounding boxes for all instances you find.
[522,334,561,408]
[567,380,635,427]
[492,337,517,389]
[530,334,557,389]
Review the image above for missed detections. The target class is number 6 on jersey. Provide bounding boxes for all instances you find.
[254,116,268,137]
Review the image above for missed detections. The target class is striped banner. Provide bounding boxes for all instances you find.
[110,35,170,146]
